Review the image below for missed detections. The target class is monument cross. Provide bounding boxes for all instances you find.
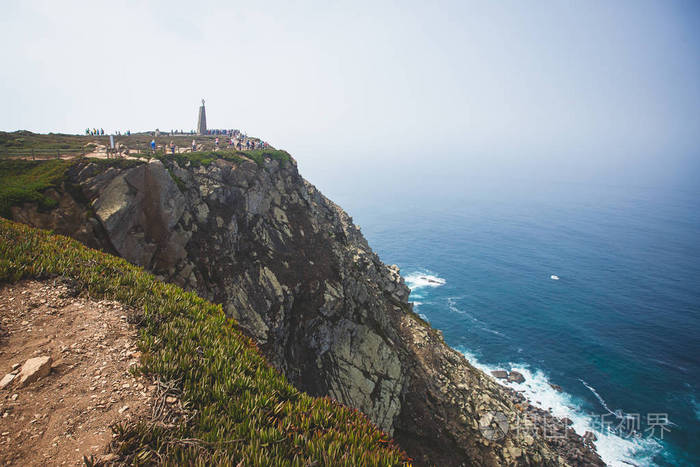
[197,99,207,135]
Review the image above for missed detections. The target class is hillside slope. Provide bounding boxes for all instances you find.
[0,279,151,465]
[1,152,604,466]
[0,220,407,465]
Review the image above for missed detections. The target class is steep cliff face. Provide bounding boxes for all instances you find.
[8,155,604,466]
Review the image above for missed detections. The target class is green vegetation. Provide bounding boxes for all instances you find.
[0,159,73,217]
[0,158,144,218]
[155,148,291,168]
[0,220,409,466]
[0,131,95,156]
[243,148,292,167]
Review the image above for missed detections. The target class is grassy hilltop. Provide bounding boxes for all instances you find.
[0,130,267,157]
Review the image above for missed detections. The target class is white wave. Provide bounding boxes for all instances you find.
[404,271,446,290]
[457,348,662,467]
[446,296,479,322]
[480,326,506,337]
[550,274,560,280]
[579,379,678,429]
[445,297,507,337]
[580,378,618,417]
[419,313,429,322]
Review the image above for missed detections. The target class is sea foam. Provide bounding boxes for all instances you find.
[404,271,446,290]
[457,348,662,467]
[406,271,446,311]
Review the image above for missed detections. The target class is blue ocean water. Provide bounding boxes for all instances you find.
[332,177,700,466]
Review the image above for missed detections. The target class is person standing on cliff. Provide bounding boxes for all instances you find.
[150,139,156,153]
[191,139,196,152]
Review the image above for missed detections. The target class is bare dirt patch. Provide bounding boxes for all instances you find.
[0,279,153,466]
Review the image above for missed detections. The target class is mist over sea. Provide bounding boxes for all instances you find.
[309,157,700,466]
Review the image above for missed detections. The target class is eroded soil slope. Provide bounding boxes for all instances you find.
[0,280,152,466]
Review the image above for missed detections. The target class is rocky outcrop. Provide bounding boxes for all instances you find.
[5,154,604,466]
[90,160,187,268]
[508,370,526,383]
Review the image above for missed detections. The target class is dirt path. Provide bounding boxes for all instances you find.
[0,280,153,466]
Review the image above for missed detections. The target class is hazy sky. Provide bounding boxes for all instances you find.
[2,0,699,192]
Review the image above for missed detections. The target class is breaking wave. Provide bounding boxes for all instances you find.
[457,348,663,467]
[404,271,446,290]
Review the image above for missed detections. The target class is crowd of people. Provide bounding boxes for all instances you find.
[85,128,132,136]
[86,126,270,156]
[145,132,270,156]
[213,134,269,151]
[152,129,240,136]
[205,128,238,136]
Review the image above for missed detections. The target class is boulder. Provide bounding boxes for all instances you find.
[583,431,597,442]
[18,356,53,387]
[550,384,562,392]
[491,370,508,379]
[0,373,16,390]
[508,371,525,383]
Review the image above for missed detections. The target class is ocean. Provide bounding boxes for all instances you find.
[326,173,700,466]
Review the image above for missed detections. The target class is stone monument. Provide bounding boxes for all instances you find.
[197,99,207,135]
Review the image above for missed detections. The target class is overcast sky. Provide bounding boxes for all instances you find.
[2,0,699,192]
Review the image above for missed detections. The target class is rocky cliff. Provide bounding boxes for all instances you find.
[7,154,604,466]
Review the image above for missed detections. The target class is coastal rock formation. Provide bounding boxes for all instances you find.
[6,154,604,466]
[508,370,526,384]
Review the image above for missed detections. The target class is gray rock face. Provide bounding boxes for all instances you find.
[10,154,604,466]
[92,160,186,269]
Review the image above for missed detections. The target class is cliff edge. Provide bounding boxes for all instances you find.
[3,152,604,466]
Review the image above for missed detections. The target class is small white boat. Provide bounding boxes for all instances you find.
[550,275,560,280]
